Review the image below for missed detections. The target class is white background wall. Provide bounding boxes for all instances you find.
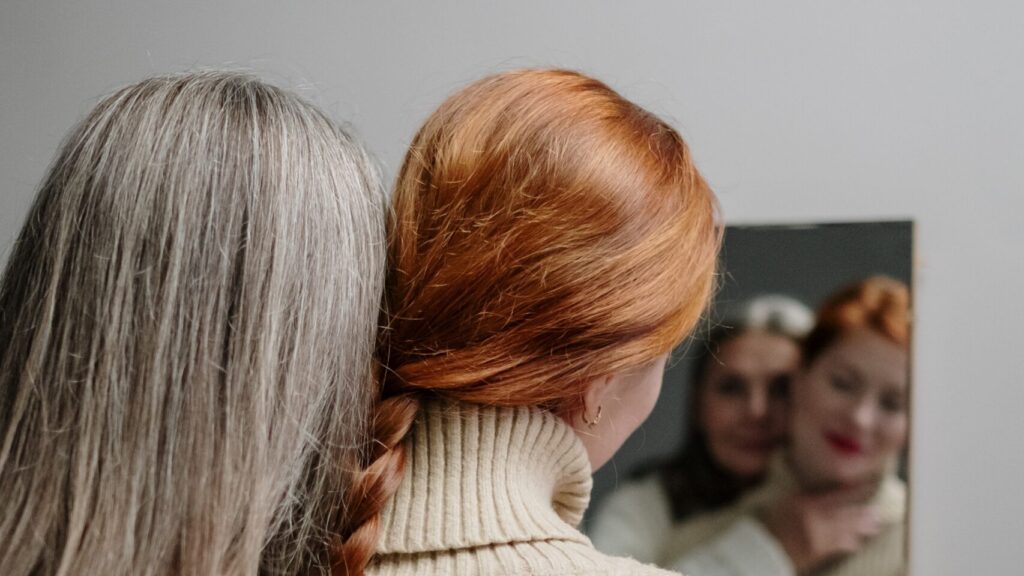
[2,2,1021,574]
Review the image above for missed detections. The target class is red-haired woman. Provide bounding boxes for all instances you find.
[327,69,721,575]
[666,277,911,576]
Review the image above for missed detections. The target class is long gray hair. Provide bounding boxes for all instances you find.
[0,71,384,575]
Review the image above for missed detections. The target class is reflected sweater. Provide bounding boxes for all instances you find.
[664,456,906,576]
[367,400,678,576]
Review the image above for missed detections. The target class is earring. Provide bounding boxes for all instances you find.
[583,405,603,428]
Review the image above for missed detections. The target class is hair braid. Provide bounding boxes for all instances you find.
[329,393,420,576]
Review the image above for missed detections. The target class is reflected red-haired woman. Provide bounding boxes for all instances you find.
[327,69,721,575]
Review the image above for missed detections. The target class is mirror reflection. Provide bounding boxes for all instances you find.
[588,221,913,576]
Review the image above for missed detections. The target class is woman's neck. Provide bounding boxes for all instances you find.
[784,450,883,500]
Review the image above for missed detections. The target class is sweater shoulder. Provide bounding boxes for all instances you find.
[590,551,681,576]
[369,538,681,576]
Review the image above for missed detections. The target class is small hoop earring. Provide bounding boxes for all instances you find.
[583,405,603,428]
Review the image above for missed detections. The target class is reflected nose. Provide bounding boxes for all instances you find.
[851,398,878,431]
[748,388,769,420]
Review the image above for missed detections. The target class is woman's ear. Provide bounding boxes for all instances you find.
[565,356,669,471]
[571,373,615,430]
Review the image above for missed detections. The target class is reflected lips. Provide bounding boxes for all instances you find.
[825,432,863,455]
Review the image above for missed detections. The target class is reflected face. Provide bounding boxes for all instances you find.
[577,354,669,471]
[699,331,800,477]
[790,328,909,488]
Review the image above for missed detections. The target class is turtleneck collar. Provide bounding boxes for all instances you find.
[375,400,594,556]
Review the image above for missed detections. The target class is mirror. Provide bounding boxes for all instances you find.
[587,221,913,575]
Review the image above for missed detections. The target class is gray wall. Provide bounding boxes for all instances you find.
[2,3,1022,574]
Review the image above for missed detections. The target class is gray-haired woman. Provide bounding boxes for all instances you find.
[0,72,385,576]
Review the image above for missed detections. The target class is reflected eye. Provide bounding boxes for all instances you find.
[880,393,906,414]
[769,374,791,399]
[714,375,747,397]
[830,373,859,394]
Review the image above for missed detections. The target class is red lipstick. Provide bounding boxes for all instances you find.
[825,432,863,456]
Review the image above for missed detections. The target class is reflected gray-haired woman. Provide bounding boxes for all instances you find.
[590,294,813,564]
[0,71,385,576]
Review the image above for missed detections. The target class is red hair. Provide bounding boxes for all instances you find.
[803,276,911,365]
[331,69,721,574]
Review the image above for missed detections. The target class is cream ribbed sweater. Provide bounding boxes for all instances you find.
[367,401,678,576]
[663,455,906,576]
